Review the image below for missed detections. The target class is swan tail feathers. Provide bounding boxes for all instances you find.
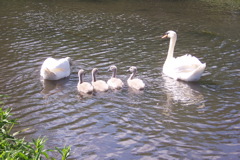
[188,63,206,81]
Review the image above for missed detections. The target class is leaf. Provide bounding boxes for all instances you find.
[18,152,29,160]
[41,151,49,159]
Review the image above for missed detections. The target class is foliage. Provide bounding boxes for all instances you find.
[0,96,71,160]
[201,0,240,11]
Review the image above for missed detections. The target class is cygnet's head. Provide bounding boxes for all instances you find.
[78,69,85,76]
[162,30,177,39]
[128,66,137,73]
[108,65,117,71]
[92,68,99,74]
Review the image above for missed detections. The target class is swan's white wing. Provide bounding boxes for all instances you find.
[172,54,203,73]
[45,58,70,70]
[164,54,206,81]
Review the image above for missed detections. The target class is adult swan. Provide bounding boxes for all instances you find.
[162,30,206,82]
[40,57,72,80]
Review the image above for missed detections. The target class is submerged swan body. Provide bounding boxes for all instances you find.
[127,66,145,90]
[107,65,124,90]
[91,68,109,92]
[77,69,94,94]
[162,31,206,81]
[40,57,71,80]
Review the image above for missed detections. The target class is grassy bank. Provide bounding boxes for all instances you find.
[201,0,240,11]
[0,96,71,160]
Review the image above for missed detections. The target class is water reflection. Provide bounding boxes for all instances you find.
[1,0,239,159]
[40,78,69,95]
[162,75,205,107]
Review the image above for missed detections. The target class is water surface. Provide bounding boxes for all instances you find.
[0,0,239,159]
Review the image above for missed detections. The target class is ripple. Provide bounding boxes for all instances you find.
[1,1,240,160]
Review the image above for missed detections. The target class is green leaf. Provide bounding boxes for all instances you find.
[18,152,29,160]
[41,151,49,159]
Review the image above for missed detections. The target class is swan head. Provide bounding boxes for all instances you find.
[92,68,99,75]
[162,30,177,39]
[127,66,137,73]
[78,69,85,76]
[108,65,117,71]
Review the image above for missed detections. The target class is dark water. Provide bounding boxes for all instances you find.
[0,0,240,159]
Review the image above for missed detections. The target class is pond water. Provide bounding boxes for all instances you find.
[0,0,240,159]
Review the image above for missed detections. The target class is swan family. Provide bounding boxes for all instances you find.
[41,61,145,94]
[40,30,206,93]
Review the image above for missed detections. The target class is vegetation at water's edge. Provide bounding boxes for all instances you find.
[201,0,240,11]
[0,96,71,160]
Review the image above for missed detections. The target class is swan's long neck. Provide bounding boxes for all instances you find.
[166,34,177,62]
[112,69,117,78]
[78,72,83,84]
[129,71,135,80]
[92,71,96,82]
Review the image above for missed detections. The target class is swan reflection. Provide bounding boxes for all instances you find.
[162,75,205,106]
[40,78,69,95]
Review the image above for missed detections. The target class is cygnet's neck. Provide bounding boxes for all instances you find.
[78,72,83,84]
[92,71,97,82]
[129,72,136,80]
[112,69,117,78]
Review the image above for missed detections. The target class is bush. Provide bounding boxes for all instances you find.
[0,96,71,160]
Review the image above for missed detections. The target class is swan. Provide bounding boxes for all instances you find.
[162,30,206,81]
[77,69,94,94]
[40,57,72,80]
[107,65,124,90]
[91,68,109,92]
[127,66,145,90]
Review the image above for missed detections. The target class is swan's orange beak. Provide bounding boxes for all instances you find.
[161,34,168,39]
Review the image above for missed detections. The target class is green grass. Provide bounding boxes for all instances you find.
[0,96,71,160]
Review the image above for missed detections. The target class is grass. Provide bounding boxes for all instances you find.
[200,0,240,11]
[0,96,71,160]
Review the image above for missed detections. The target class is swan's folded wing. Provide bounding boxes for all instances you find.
[175,54,202,64]
[44,58,70,70]
[51,68,66,73]
[174,64,200,73]
[54,58,70,68]
[173,54,203,73]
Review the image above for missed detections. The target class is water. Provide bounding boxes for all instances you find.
[0,0,240,159]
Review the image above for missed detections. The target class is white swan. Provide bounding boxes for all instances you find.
[127,66,145,90]
[77,69,94,94]
[40,57,72,80]
[162,30,206,81]
[107,65,124,90]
